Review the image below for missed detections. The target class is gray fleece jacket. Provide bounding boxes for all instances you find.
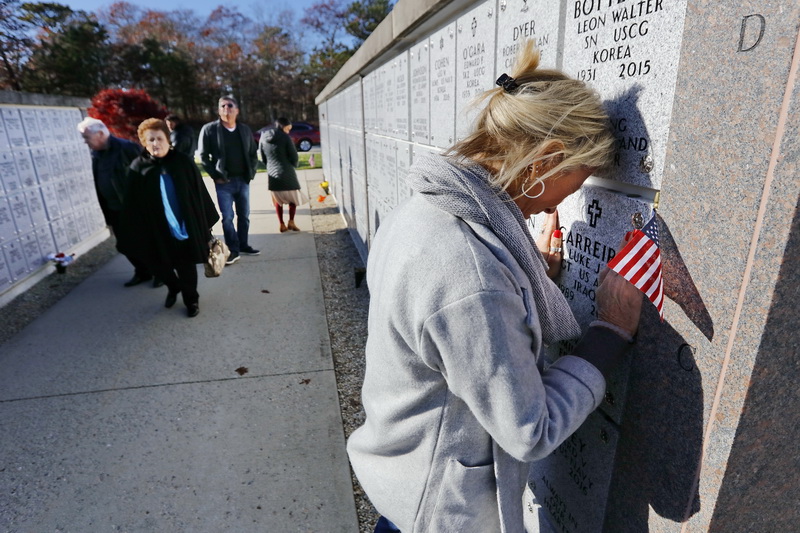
[347,193,627,533]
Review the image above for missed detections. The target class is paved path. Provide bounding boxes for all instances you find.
[0,169,359,532]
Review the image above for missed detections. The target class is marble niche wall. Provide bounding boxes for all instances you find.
[317,0,800,531]
[0,95,107,306]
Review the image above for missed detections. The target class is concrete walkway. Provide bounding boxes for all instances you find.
[0,169,359,532]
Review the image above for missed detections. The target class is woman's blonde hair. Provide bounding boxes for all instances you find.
[448,40,615,195]
[137,118,171,146]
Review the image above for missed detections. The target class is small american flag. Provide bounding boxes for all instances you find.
[607,212,664,318]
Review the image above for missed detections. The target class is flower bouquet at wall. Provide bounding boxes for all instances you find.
[46,252,76,274]
[318,180,330,203]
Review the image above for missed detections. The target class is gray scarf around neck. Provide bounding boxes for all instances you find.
[407,154,581,344]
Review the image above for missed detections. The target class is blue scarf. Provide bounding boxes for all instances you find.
[160,172,188,240]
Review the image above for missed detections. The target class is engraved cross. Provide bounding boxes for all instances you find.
[587,199,602,228]
[471,17,477,37]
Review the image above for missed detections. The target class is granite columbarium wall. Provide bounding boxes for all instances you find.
[0,92,108,307]
[316,1,799,531]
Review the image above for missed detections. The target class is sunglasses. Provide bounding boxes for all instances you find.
[219,103,236,109]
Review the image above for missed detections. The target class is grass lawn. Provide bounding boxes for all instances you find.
[297,152,322,169]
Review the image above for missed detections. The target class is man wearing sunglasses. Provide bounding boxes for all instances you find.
[198,95,260,264]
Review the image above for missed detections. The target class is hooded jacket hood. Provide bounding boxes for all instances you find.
[262,127,279,144]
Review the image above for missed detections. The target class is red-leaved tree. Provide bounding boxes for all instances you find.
[89,88,167,141]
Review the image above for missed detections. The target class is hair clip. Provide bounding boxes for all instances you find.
[496,73,519,93]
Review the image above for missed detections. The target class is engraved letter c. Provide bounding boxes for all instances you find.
[738,14,766,52]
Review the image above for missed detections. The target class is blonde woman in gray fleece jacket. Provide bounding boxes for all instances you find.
[347,40,643,533]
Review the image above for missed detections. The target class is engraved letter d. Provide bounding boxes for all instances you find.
[738,14,765,52]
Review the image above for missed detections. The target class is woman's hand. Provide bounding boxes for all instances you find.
[535,211,563,279]
[595,235,644,337]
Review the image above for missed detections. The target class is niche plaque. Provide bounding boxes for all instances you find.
[562,0,689,189]
[496,0,561,71]
[531,186,651,424]
[410,39,431,144]
[455,0,497,141]
[429,23,457,148]
[526,411,620,533]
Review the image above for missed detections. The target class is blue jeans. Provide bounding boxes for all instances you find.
[374,516,400,532]
[214,177,250,255]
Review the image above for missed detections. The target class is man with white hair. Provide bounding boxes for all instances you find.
[77,117,159,287]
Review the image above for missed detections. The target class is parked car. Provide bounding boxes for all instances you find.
[287,122,320,152]
[255,122,320,152]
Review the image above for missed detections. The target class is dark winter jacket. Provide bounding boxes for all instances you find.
[259,127,299,191]
[120,149,220,268]
[91,135,141,224]
[197,119,258,183]
[170,123,196,158]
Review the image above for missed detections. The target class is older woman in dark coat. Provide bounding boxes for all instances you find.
[121,118,220,317]
[259,117,307,232]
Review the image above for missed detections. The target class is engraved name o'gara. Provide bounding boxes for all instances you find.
[462,42,485,59]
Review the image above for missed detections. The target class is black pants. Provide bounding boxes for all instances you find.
[154,261,199,307]
[152,236,200,306]
[125,252,153,278]
[106,210,152,278]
